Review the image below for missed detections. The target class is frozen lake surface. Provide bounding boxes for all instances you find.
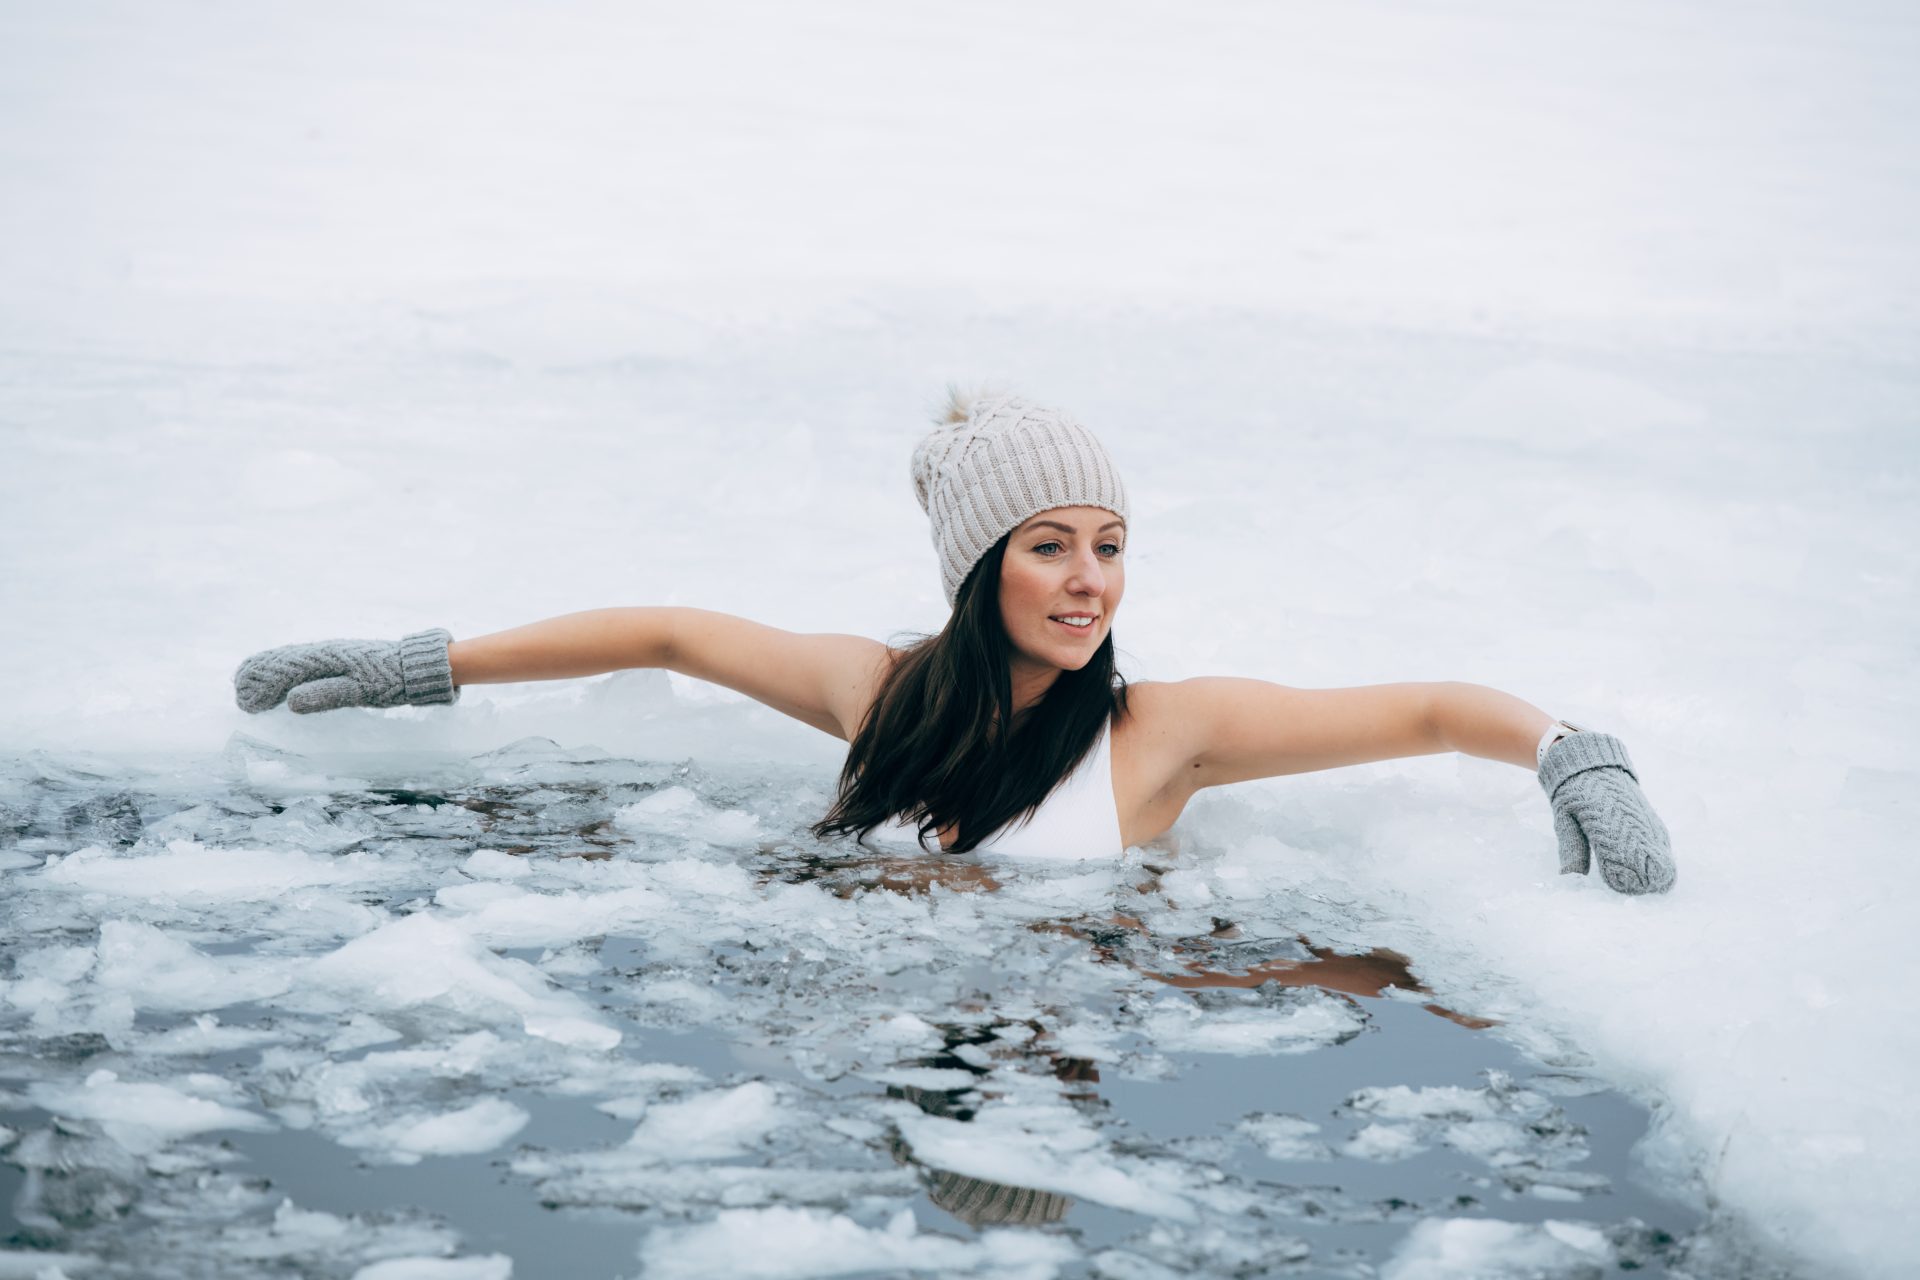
[3,1,1916,1275]
[0,740,1782,1278]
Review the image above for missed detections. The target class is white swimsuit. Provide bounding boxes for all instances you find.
[877,718,1124,860]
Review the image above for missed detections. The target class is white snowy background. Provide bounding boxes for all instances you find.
[1,1,1916,1278]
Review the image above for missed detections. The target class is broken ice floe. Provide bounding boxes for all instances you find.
[0,745,1720,1277]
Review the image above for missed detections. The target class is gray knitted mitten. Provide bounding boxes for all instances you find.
[233,629,459,715]
[1537,732,1676,895]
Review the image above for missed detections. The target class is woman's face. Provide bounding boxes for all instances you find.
[998,506,1126,676]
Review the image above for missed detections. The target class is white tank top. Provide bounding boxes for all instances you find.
[876,719,1124,860]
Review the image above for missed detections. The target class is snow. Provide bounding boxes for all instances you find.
[2,1,1915,1276]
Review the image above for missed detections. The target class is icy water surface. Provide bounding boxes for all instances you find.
[0,738,1794,1278]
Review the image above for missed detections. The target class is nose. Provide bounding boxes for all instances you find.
[1066,547,1106,597]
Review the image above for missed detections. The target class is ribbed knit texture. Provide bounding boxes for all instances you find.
[911,394,1130,605]
[234,628,459,715]
[1536,731,1676,894]
[397,628,457,704]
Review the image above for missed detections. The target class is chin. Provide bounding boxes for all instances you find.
[1053,640,1104,671]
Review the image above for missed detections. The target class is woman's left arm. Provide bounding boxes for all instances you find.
[1164,678,1543,786]
[1426,681,1556,768]
[1164,677,1675,895]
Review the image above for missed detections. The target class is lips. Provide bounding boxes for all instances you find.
[1050,614,1097,630]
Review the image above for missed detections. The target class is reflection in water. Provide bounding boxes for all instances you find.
[856,851,1497,1229]
[1147,940,1499,1031]
[884,1021,1087,1227]
[924,1170,1072,1228]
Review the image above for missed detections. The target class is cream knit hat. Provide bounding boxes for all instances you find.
[911,391,1130,605]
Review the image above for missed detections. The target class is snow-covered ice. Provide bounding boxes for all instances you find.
[3,1,1916,1277]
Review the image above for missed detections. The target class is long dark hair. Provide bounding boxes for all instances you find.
[812,531,1127,853]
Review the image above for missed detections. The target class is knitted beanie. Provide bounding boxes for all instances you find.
[911,391,1130,605]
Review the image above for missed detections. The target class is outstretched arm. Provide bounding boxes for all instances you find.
[1164,678,1551,789]
[1153,676,1674,894]
[238,608,890,740]
[1427,681,1557,768]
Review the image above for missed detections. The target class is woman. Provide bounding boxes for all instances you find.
[234,391,1675,893]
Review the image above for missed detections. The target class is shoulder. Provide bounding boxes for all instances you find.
[1116,676,1343,781]
[1120,677,1254,728]
[1113,678,1212,761]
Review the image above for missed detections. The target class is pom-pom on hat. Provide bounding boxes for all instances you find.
[911,389,1130,606]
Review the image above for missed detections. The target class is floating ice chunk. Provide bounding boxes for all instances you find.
[303,913,620,1048]
[892,1093,1193,1220]
[511,1154,913,1216]
[242,758,342,791]
[41,840,387,901]
[635,1206,1075,1280]
[1235,1113,1329,1162]
[4,943,103,1011]
[279,1031,510,1130]
[94,920,293,1011]
[140,1013,289,1056]
[246,796,384,854]
[216,1196,463,1268]
[350,1254,513,1280]
[26,1069,271,1156]
[1339,1076,1590,1179]
[1340,1124,1426,1162]
[325,1014,404,1054]
[1442,1119,1538,1168]
[433,882,528,912]
[1380,1217,1615,1279]
[1141,987,1366,1056]
[462,849,532,880]
[612,786,762,844]
[1100,1219,1314,1277]
[266,1199,352,1245]
[593,1067,711,1118]
[859,1067,981,1092]
[340,1098,529,1165]
[1343,1084,1495,1122]
[628,1081,783,1160]
[865,1013,941,1049]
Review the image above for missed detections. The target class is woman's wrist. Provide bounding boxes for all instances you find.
[1534,720,1586,770]
[1430,682,1558,770]
[447,607,677,686]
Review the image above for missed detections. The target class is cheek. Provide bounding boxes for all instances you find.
[998,562,1045,618]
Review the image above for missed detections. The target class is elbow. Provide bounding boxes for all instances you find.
[1425,681,1465,753]
[637,605,682,673]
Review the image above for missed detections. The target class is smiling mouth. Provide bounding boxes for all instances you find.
[1050,615,1097,630]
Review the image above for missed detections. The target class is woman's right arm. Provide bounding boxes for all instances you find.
[453,607,891,741]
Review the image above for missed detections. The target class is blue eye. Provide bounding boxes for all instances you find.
[1099,542,1123,557]
[1033,541,1063,555]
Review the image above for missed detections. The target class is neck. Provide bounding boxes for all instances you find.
[1009,659,1061,715]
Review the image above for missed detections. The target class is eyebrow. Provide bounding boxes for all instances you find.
[1023,519,1126,535]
